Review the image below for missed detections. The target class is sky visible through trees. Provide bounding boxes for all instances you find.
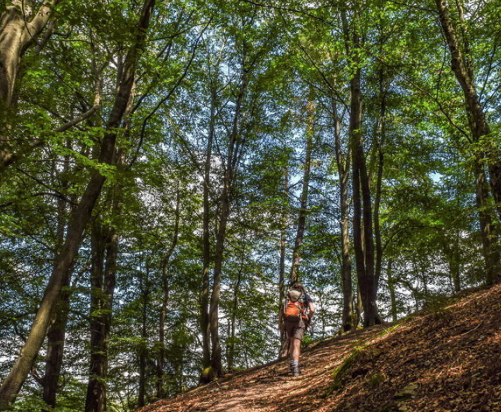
[0,0,500,410]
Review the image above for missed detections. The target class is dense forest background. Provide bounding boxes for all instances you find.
[0,0,500,411]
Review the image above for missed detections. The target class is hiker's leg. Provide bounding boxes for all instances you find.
[291,338,301,363]
[289,338,301,376]
[284,321,294,358]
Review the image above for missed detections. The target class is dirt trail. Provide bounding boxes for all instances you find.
[136,327,385,412]
[137,284,501,412]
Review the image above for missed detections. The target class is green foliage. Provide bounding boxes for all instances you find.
[1,0,501,410]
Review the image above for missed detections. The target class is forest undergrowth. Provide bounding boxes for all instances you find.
[136,284,501,412]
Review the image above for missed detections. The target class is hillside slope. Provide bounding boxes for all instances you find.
[137,284,501,412]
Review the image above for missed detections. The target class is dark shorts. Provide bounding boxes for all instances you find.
[284,318,306,341]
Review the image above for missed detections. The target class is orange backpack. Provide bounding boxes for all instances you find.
[283,289,306,322]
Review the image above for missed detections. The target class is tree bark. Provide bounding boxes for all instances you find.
[0,0,57,107]
[138,262,151,408]
[210,180,229,378]
[157,185,180,399]
[209,65,249,378]
[373,68,387,289]
[84,160,122,412]
[332,98,353,332]
[386,260,398,323]
[289,99,315,283]
[350,67,379,327]
[0,0,58,169]
[84,221,108,412]
[436,0,501,283]
[0,1,155,408]
[227,265,243,371]
[342,7,380,328]
[42,151,71,412]
[200,86,216,373]
[475,161,500,286]
[278,168,289,357]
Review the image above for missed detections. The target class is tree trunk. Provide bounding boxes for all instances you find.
[0,1,155,408]
[227,265,243,371]
[209,66,248,378]
[451,235,461,293]
[0,0,57,107]
[373,70,387,288]
[42,282,70,411]
[387,260,398,323]
[436,0,501,283]
[0,0,58,169]
[350,66,380,327]
[84,222,108,412]
[42,153,70,412]
[278,168,289,357]
[332,98,353,332]
[342,6,380,327]
[443,233,461,293]
[157,186,180,399]
[85,159,122,412]
[200,87,216,373]
[354,286,363,328]
[210,186,229,378]
[289,99,315,283]
[475,161,501,285]
[138,262,150,408]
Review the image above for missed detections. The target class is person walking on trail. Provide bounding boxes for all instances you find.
[279,281,315,377]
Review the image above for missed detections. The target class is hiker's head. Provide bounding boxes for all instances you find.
[290,281,304,292]
[287,289,302,302]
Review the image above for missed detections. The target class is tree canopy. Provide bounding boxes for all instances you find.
[0,0,500,410]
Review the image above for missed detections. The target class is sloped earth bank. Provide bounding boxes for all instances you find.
[137,284,501,412]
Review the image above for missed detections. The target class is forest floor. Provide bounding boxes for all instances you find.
[136,284,501,412]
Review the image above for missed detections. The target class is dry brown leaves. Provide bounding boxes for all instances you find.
[136,284,501,412]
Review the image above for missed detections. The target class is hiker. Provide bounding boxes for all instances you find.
[279,281,315,376]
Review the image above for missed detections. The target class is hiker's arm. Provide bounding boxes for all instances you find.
[308,301,315,321]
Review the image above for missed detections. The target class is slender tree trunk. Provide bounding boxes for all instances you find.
[200,87,216,373]
[85,150,123,412]
[42,279,70,412]
[475,161,500,285]
[386,260,398,323]
[279,168,289,357]
[443,233,462,293]
[436,0,501,283]
[342,7,380,327]
[350,66,380,327]
[138,264,150,408]
[157,277,168,398]
[157,186,180,399]
[332,99,353,332]
[209,66,248,378]
[0,1,155,408]
[289,99,315,283]
[42,152,70,412]
[85,222,107,412]
[451,235,461,292]
[350,66,366,322]
[373,70,387,288]
[210,185,229,378]
[85,158,122,412]
[354,286,363,328]
[227,265,243,371]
